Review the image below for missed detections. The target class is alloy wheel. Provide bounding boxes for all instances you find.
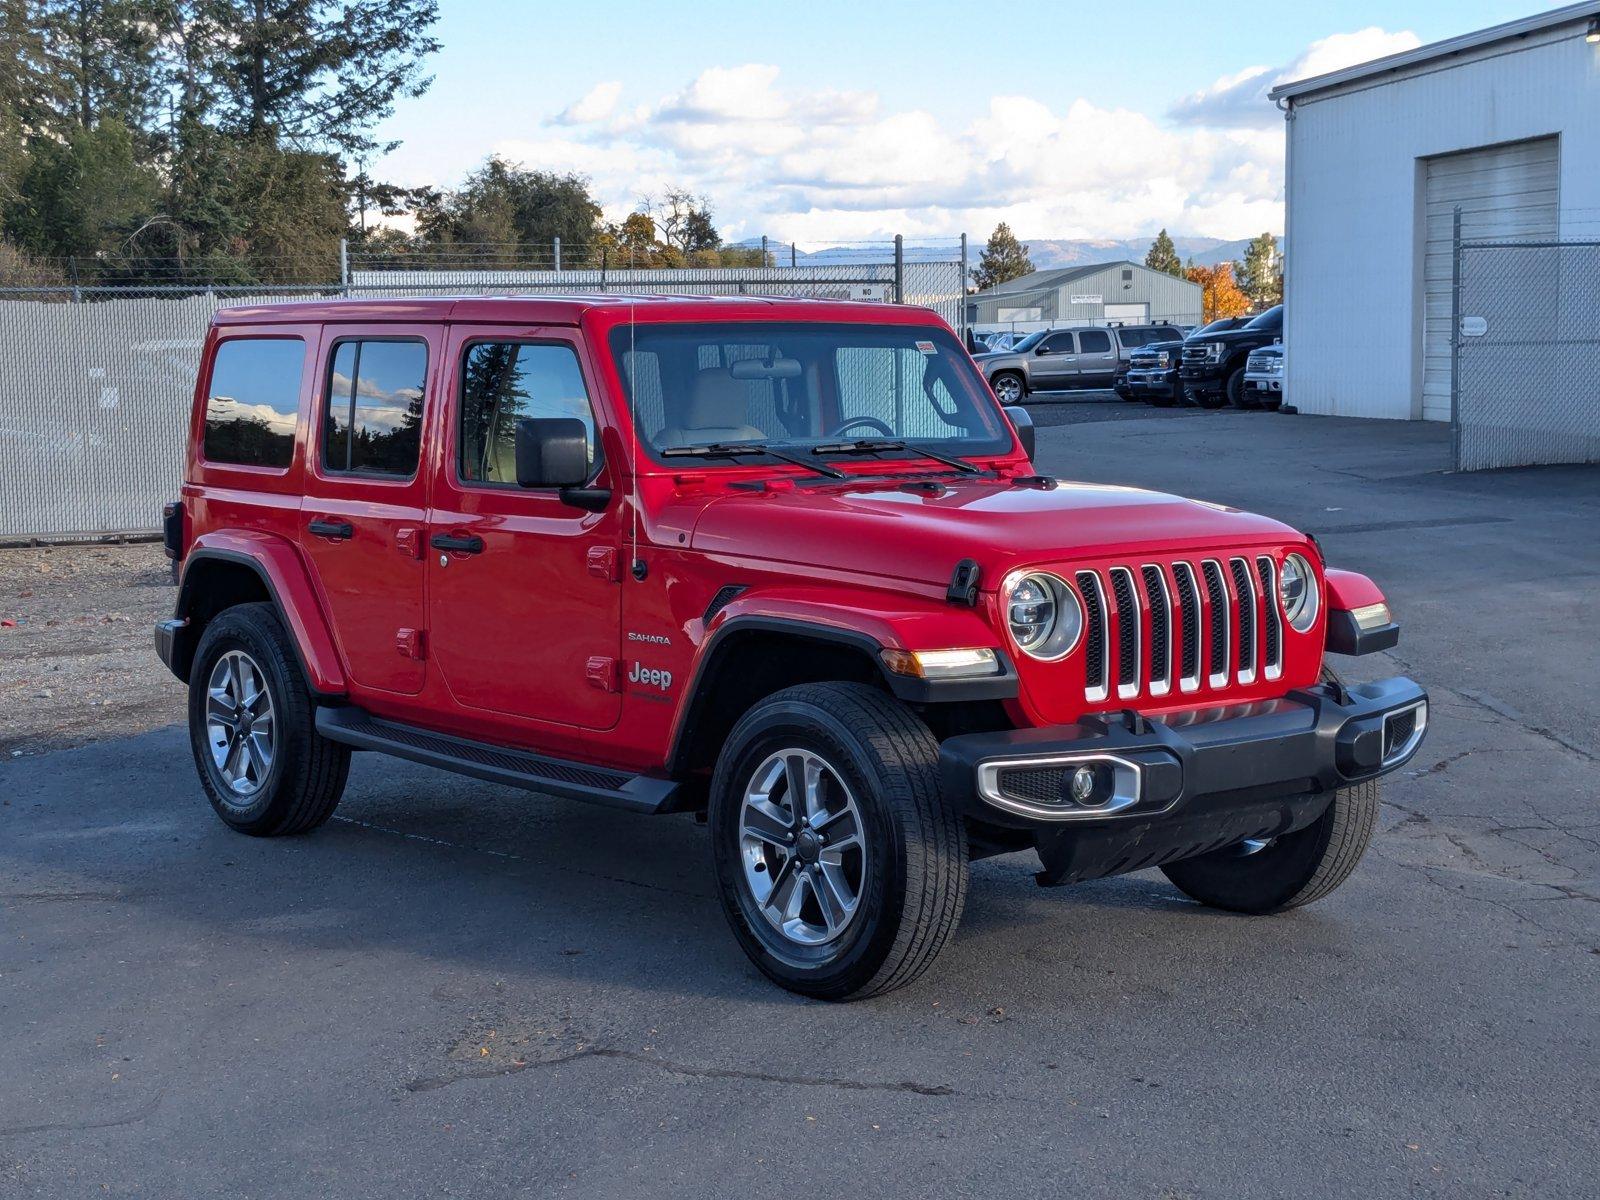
[992,375,1023,404]
[738,748,868,947]
[205,649,276,797]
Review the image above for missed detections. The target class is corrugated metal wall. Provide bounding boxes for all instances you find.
[1282,17,1600,420]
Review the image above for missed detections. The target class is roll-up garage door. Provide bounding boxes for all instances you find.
[1421,137,1558,421]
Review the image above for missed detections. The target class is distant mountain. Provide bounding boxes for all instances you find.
[1006,236,1280,270]
[732,234,1282,270]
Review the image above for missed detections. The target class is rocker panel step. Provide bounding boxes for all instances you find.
[315,706,685,815]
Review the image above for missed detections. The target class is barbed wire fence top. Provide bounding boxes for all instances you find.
[0,238,971,541]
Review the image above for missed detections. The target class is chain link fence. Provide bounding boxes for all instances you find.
[1453,234,1600,471]
[0,241,968,540]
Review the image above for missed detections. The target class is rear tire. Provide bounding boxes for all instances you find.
[1161,777,1380,913]
[187,602,350,837]
[709,683,968,1000]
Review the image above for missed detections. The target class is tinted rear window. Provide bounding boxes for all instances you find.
[203,338,304,468]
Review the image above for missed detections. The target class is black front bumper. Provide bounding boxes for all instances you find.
[939,676,1427,885]
[940,676,1426,829]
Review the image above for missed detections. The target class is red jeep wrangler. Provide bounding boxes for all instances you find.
[156,295,1427,999]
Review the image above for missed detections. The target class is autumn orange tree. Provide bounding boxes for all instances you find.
[1185,263,1252,321]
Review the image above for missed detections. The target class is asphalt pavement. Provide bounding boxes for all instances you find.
[3,397,1597,1199]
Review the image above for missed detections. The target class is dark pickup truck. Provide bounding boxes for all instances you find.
[1121,318,1248,406]
[1179,305,1283,408]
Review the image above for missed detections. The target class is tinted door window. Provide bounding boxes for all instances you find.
[1077,330,1112,353]
[203,338,304,468]
[459,342,598,486]
[1038,332,1076,354]
[324,340,428,476]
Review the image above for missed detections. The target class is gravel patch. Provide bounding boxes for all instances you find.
[0,542,183,756]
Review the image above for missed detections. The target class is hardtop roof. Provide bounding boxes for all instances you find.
[210,293,950,327]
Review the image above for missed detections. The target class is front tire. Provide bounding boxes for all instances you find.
[1160,777,1380,913]
[188,602,350,837]
[990,371,1025,405]
[1227,367,1257,408]
[709,683,968,1000]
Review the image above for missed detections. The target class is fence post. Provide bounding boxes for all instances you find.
[600,246,608,293]
[69,257,81,303]
[959,232,968,333]
[893,235,905,304]
[554,236,561,272]
[339,237,349,296]
[1450,206,1462,470]
[790,241,797,268]
[761,235,769,267]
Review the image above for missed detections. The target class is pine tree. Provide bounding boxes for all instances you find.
[1144,228,1183,278]
[1235,232,1283,308]
[972,222,1033,291]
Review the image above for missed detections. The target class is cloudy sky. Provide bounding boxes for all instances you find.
[370,0,1553,247]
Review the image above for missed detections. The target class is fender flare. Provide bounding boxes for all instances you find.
[665,610,1018,776]
[173,532,347,695]
[1323,567,1399,656]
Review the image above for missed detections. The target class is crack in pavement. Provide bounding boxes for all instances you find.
[404,1047,956,1098]
[0,1089,165,1138]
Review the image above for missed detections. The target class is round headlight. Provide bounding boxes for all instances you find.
[1279,553,1319,632]
[1005,573,1083,660]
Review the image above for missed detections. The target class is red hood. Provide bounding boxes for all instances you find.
[687,475,1304,588]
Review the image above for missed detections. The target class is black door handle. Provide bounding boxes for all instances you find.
[430,532,485,554]
[308,518,353,539]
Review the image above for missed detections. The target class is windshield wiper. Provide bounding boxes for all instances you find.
[811,438,982,475]
[660,442,845,479]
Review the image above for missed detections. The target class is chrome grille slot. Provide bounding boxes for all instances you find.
[1256,556,1284,680]
[1108,567,1141,700]
[1202,560,1230,687]
[1172,562,1202,693]
[1229,557,1258,684]
[1077,570,1109,703]
[1141,564,1173,697]
[1068,554,1288,705]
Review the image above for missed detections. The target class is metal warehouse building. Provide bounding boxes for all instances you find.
[966,261,1202,331]
[1271,3,1600,421]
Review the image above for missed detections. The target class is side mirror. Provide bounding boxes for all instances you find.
[1004,405,1035,460]
[515,417,610,511]
[515,417,591,488]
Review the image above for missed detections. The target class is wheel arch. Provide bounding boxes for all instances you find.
[168,536,346,695]
[665,615,1016,777]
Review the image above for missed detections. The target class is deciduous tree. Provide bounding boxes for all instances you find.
[1185,262,1252,322]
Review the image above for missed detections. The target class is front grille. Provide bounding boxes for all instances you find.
[994,766,1066,805]
[1181,345,1210,365]
[1069,555,1289,705]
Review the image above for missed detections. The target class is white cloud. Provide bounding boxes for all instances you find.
[556,81,623,125]
[1171,27,1422,128]
[384,34,1418,247]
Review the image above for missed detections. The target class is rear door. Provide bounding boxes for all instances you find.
[1074,328,1118,386]
[425,325,623,730]
[299,324,436,696]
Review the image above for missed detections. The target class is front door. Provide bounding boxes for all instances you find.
[300,324,436,696]
[1030,330,1079,388]
[1074,328,1119,387]
[426,326,623,730]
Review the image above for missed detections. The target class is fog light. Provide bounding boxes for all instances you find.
[1064,761,1116,807]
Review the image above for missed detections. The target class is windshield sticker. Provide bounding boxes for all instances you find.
[915,340,936,355]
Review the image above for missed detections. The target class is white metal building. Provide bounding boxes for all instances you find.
[1270,3,1600,420]
[966,262,1202,333]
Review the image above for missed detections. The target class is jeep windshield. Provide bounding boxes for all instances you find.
[610,321,1014,467]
